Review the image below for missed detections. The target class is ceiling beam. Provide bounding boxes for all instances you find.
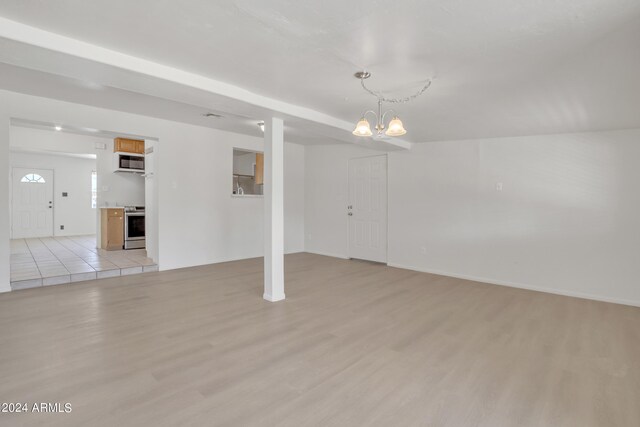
[0,17,411,150]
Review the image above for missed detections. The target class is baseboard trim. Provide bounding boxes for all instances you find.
[263,293,285,302]
[304,250,350,260]
[386,262,640,308]
[159,250,306,271]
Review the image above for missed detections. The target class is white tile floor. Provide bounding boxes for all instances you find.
[10,235,158,290]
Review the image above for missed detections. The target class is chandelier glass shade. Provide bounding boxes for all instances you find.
[385,117,407,136]
[352,99,407,137]
[352,118,373,137]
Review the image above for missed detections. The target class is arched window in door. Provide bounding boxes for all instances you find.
[20,173,46,184]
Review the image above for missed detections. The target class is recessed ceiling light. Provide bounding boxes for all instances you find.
[54,126,62,131]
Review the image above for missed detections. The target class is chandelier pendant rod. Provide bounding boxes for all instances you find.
[376,99,383,133]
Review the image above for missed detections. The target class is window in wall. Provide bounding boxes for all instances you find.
[91,171,97,209]
[20,173,46,183]
[232,148,264,196]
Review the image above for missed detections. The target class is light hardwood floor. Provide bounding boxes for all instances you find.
[0,253,638,426]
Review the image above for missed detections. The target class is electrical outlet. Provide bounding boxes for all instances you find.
[60,225,64,230]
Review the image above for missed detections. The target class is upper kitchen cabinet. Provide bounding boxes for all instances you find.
[114,138,145,154]
[232,148,264,196]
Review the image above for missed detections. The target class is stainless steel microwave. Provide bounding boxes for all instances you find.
[113,152,145,173]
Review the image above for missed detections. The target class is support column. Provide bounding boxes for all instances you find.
[263,117,285,302]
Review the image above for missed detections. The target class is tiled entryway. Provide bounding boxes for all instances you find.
[10,235,157,290]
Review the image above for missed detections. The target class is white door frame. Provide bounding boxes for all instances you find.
[347,154,388,263]
[11,167,55,239]
[143,139,159,264]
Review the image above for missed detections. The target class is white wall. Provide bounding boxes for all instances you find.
[158,129,304,269]
[10,151,96,236]
[0,90,305,291]
[10,126,107,154]
[284,143,305,253]
[305,129,640,306]
[0,108,9,292]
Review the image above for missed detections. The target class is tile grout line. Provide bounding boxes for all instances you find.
[38,237,73,277]
[57,236,128,276]
[24,238,45,281]
[58,236,118,273]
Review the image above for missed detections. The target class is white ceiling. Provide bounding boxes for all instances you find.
[0,0,639,143]
[10,118,157,141]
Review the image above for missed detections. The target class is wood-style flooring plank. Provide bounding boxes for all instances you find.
[0,253,638,426]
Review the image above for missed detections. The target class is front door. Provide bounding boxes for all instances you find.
[348,155,387,263]
[11,167,54,238]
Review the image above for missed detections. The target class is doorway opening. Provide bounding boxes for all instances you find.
[8,119,159,290]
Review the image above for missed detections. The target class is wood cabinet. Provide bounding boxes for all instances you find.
[255,152,264,185]
[114,138,145,155]
[100,208,124,250]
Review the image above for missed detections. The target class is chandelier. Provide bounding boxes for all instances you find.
[352,71,431,138]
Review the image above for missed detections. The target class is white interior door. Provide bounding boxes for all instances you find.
[348,155,387,263]
[12,167,54,238]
